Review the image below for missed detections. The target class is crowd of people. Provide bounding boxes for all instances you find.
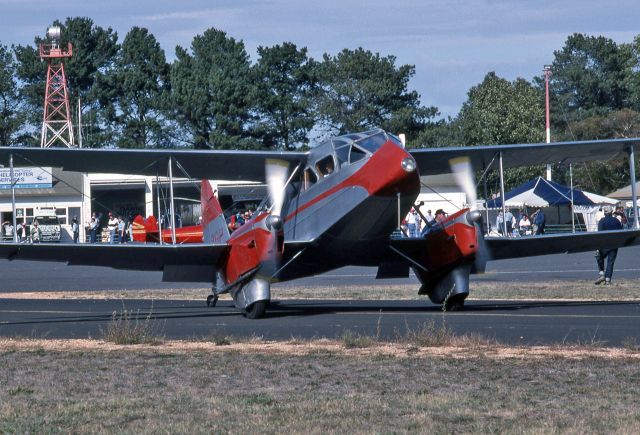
[401,208,448,237]
[402,206,549,239]
[495,208,546,237]
[86,212,133,244]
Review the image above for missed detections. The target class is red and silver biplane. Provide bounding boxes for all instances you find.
[0,129,639,318]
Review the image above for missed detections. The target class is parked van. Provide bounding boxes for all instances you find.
[33,208,61,242]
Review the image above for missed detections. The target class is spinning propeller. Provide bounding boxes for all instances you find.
[265,158,289,231]
[260,159,291,279]
[448,156,491,273]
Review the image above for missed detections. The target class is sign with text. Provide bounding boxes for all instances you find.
[0,167,53,189]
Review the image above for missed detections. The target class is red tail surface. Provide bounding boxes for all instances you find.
[201,179,230,244]
[132,215,159,242]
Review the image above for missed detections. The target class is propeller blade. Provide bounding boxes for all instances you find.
[449,156,477,210]
[473,223,491,273]
[451,157,491,272]
[265,159,289,217]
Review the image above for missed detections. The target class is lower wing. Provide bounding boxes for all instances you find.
[486,229,640,260]
[0,243,228,283]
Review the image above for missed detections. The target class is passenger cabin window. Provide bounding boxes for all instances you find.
[304,168,318,190]
[316,156,336,178]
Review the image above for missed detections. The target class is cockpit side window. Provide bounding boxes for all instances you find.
[349,145,367,164]
[316,155,336,178]
[304,167,318,189]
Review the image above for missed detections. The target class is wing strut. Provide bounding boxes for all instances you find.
[168,156,176,244]
[630,145,639,229]
[498,151,507,236]
[389,246,429,273]
[9,153,17,243]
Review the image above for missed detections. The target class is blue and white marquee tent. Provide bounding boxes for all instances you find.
[485,176,616,209]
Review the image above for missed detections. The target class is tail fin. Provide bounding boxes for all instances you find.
[132,214,159,243]
[201,179,230,244]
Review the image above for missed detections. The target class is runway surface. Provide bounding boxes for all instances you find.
[1,298,639,346]
[1,245,639,345]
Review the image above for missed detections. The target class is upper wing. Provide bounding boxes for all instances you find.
[0,243,228,283]
[410,137,640,175]
[0,147,307,182]
[486,229,640,261]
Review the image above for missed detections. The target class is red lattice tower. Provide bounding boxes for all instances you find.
[39,26,75,148]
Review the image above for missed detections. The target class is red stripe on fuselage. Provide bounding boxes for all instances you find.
[284,141,418,222]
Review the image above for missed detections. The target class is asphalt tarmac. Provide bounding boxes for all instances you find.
[1,245,640,345]
[1,298,639,346]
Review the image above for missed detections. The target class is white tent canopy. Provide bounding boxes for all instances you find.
[485,177,617,208]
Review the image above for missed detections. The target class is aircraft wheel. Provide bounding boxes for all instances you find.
[206,295,218,308]
[444,295,465,312]
[244,300,268,319]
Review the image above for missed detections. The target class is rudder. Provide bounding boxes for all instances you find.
[201,179,230,244]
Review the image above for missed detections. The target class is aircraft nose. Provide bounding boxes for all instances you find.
[364,142,420,198]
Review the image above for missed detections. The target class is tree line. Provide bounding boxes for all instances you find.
[0,17,435,151]
[1,18,640,194]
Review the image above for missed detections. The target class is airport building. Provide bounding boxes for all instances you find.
[0,168,265,242]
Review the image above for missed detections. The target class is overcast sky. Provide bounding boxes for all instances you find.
[1,0,638,118]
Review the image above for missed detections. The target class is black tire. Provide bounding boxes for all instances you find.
[444,294,466,312]
[206,295,218,308]
[244,300,268,319]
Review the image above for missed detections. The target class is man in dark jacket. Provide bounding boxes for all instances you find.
[595,205,623,285]
[533,209,545,235]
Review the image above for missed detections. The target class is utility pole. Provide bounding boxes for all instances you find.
[544,65,552,181]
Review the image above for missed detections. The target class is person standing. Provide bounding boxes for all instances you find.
[30,221,41,243]
[16,220,24,242]
[496,211,504,235]
[107,212,118,244]
[407,208,419,238]
[89,213,99,243]
[117,216,126,244]
[533,208,546,235]
[504,209,514,237]
[126,219,133,243]
[425,210,435,224]
[595,207,604,225]
[71,216,79,243]
[595,206,623,285]
[614,205,628,228]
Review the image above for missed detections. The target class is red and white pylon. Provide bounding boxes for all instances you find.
[40,26,75,148]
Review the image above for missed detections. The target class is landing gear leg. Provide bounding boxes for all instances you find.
[206,294,218,307]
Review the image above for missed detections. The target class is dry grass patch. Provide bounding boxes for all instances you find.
[3,279,640,302]
[100,306,165,345]
[1,338,640,433]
